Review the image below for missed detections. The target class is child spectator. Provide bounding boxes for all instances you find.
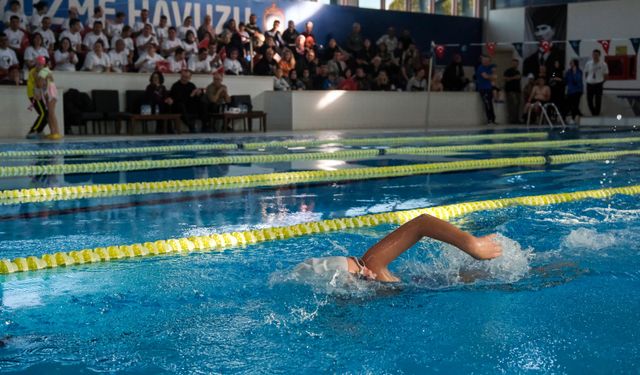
[223,49,243,75]
[274,67,290,91]
[288,70,305,90]
[338,68,358,90]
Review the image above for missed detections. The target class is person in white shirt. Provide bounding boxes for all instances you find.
[135,44,164,73]
[4,16,25,51]
[376,27,398,53]
[0,34,19,78]
[29,1,48,32]
[133,9,154,36]
[223,49,243,75]
[59,19,83,52]
[584,49,609,116]
[85,6,105,30]
[112,26,135,54]
[82,21,110,52]
[273,67,290,91]
[135,24,158,53]
[182,30,198,59]
[156,16,169,44]
[107,12,126,39]
[167,47,187,73]
[54,38,78,71]
[61,7,79,31]
[178,16,197,41]
[3,0,28,29]
[83,41,111,72]
[162,27,183,57]
[35,17,56,50]
[23,33,49,71]
[188,48,212,74]
[108,39,130,73]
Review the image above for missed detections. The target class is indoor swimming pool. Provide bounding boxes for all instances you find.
[1,129,639,373]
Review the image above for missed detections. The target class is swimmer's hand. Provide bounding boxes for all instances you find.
[463,234,503,260]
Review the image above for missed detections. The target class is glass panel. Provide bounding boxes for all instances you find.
[409,0,423,12]
[457,0,475,17]
[386,0,406,11]
[359,0,382,9]
[434,0,452,15]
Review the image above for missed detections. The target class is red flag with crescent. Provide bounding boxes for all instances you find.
[485,42,496,56]
[598,39,611,54]
[435,45,445,59]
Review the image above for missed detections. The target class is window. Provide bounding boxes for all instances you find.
[386,0,406,11]
[434,0,452,15]
[359,0,382,9]
[457,0,476,17]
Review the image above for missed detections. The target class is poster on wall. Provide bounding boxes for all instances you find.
[523,4,566,78]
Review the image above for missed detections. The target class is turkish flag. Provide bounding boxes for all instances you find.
[435,45,445,59]
[598,39,611,55]
[485,42,496,56]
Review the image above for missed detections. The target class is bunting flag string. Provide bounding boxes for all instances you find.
[485,42,496,56]
[569,40,581,56]
[512,42,523,58]
[630,38,640,55]
[598,39,611,55]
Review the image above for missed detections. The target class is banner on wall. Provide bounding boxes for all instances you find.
[523,4,566,78]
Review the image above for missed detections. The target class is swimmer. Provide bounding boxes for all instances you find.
[296,214,502,282]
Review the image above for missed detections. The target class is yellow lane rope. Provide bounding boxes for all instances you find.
[1,184,638,275]
[2,136,640,178]
[0,132,548,158]
[3,150,640,205]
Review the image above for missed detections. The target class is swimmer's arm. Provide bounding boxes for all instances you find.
[361,214,502,282]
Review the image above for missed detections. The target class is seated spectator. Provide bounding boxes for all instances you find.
[354,67,371,91]
[297,49,317,77]
[372,70,392,91]
[223,49,243,75]
[198,15,215,41]
[274,67,290,91]
[5,16,25,52]
[430,71,444,92]
[60,19,83,52]
[264,20,284,50]
[278,48,296,76]
[294,34,306,59]
[85,6,105,30]
[133,8,154,36]
[188,48,212,74]
[35,16,56,51]
[113,25,135,54]
[206,72,231,117]
[322,72,338,90]
[313,64,329,89]
[167,47,188,73]
[301,21,315,47]
[30,1,48,32]
[376,42,393,68]
[107,11,126,39]
[245,14,262,40]
[24,33,49,72]
[135,24,158,52]
[109,39,131,73]
[135,44,164,73]
[237,23,251,55]
[82,20,110,52]
[182,30,198,59]
[54,38,79,71]
[442,53,468,91]
[300,68,313,90]
[169,69,205,133]
[282,20,299,49]
[145,71,172,114]
[369,56,383,78]
[288,70,305,90]
[322,38,342,63]
[0,33,19,79]
[355,38,376,68]
[399,29,413,51]
[82,40,111,72]
[337,68,358,91]
[327,50,346,77]
[376,27,398,53]
[524,77,551,115]
[178,16,197,41]
[162,27,183,57]
[61,7,79,31]
[156,16,169,44]
[0,65,24,85]
[406,68,427,91]
[207,44,222,71]
[347,22,364,54]
[3,0,27,30]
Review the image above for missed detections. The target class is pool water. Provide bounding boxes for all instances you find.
[1,129,639,374]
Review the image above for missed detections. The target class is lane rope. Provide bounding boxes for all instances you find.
[0,132,548,158]
[2,150,640,205]
[1,184,638,275]
[2,136,640,178]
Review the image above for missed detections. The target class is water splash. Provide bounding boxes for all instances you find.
[562,228,618,251]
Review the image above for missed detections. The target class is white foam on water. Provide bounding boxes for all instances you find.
[561,228,618,251]
[344,198,433,217]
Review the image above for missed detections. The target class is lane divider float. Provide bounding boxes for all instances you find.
[1,184,639,275]
[2,150,640,205]
[0,132,548,158]
[3,136,640,178]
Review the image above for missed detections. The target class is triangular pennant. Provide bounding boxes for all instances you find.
[630,38,640,55]
[540,40,551,54]
[598,39,611,55]
[512,42,523,58]
[435,45,445,59]
[569,40,581,56]
[485,42,496,56]
[459,44,468,54]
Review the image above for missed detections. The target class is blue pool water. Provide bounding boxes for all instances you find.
[1,129,640,373]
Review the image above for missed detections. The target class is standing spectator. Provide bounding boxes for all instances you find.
[565,58,584,124]
[156,16,169,45]
[169,69,205,133]
[107,12,126,39]
[4,16,25,52]
[503,58,522,124]
[54,38,78,71]
[166,47,188,73]
[346,22,364,54]
[288,70,305,90]
[182,30,198,58]
[245,14,262,39]
[197,15,215,41]
[376,27,398,53]
[188,48,212,74]
[282,21,299,49]
[3,1,27,29]
[548,59,565,115]
[29,1,48,32]
[82,40,111,72]
[584,49,608,116]
[442,54,469,91]
[178,16,197,41]
[60,19,82,52]
[37,67,62,139]
[278,48,296,76]
[109,39,130,72]
[23,33,49,72]
[254,47,276,76]
[223,49,243,75]
[265,20,284,50]
[406,68,427,91]
[135,24,158,52]
[301,21,316,50]
[82,21,110,51]
[85,6,105,30]
[476,55,497,124]
[133,9,154,36]
[25,56,47,139]
[135,44,164,73]
[35,17,56,51]
[274,67,290,91]
[162,27,183,56]
[0,33,19,79]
